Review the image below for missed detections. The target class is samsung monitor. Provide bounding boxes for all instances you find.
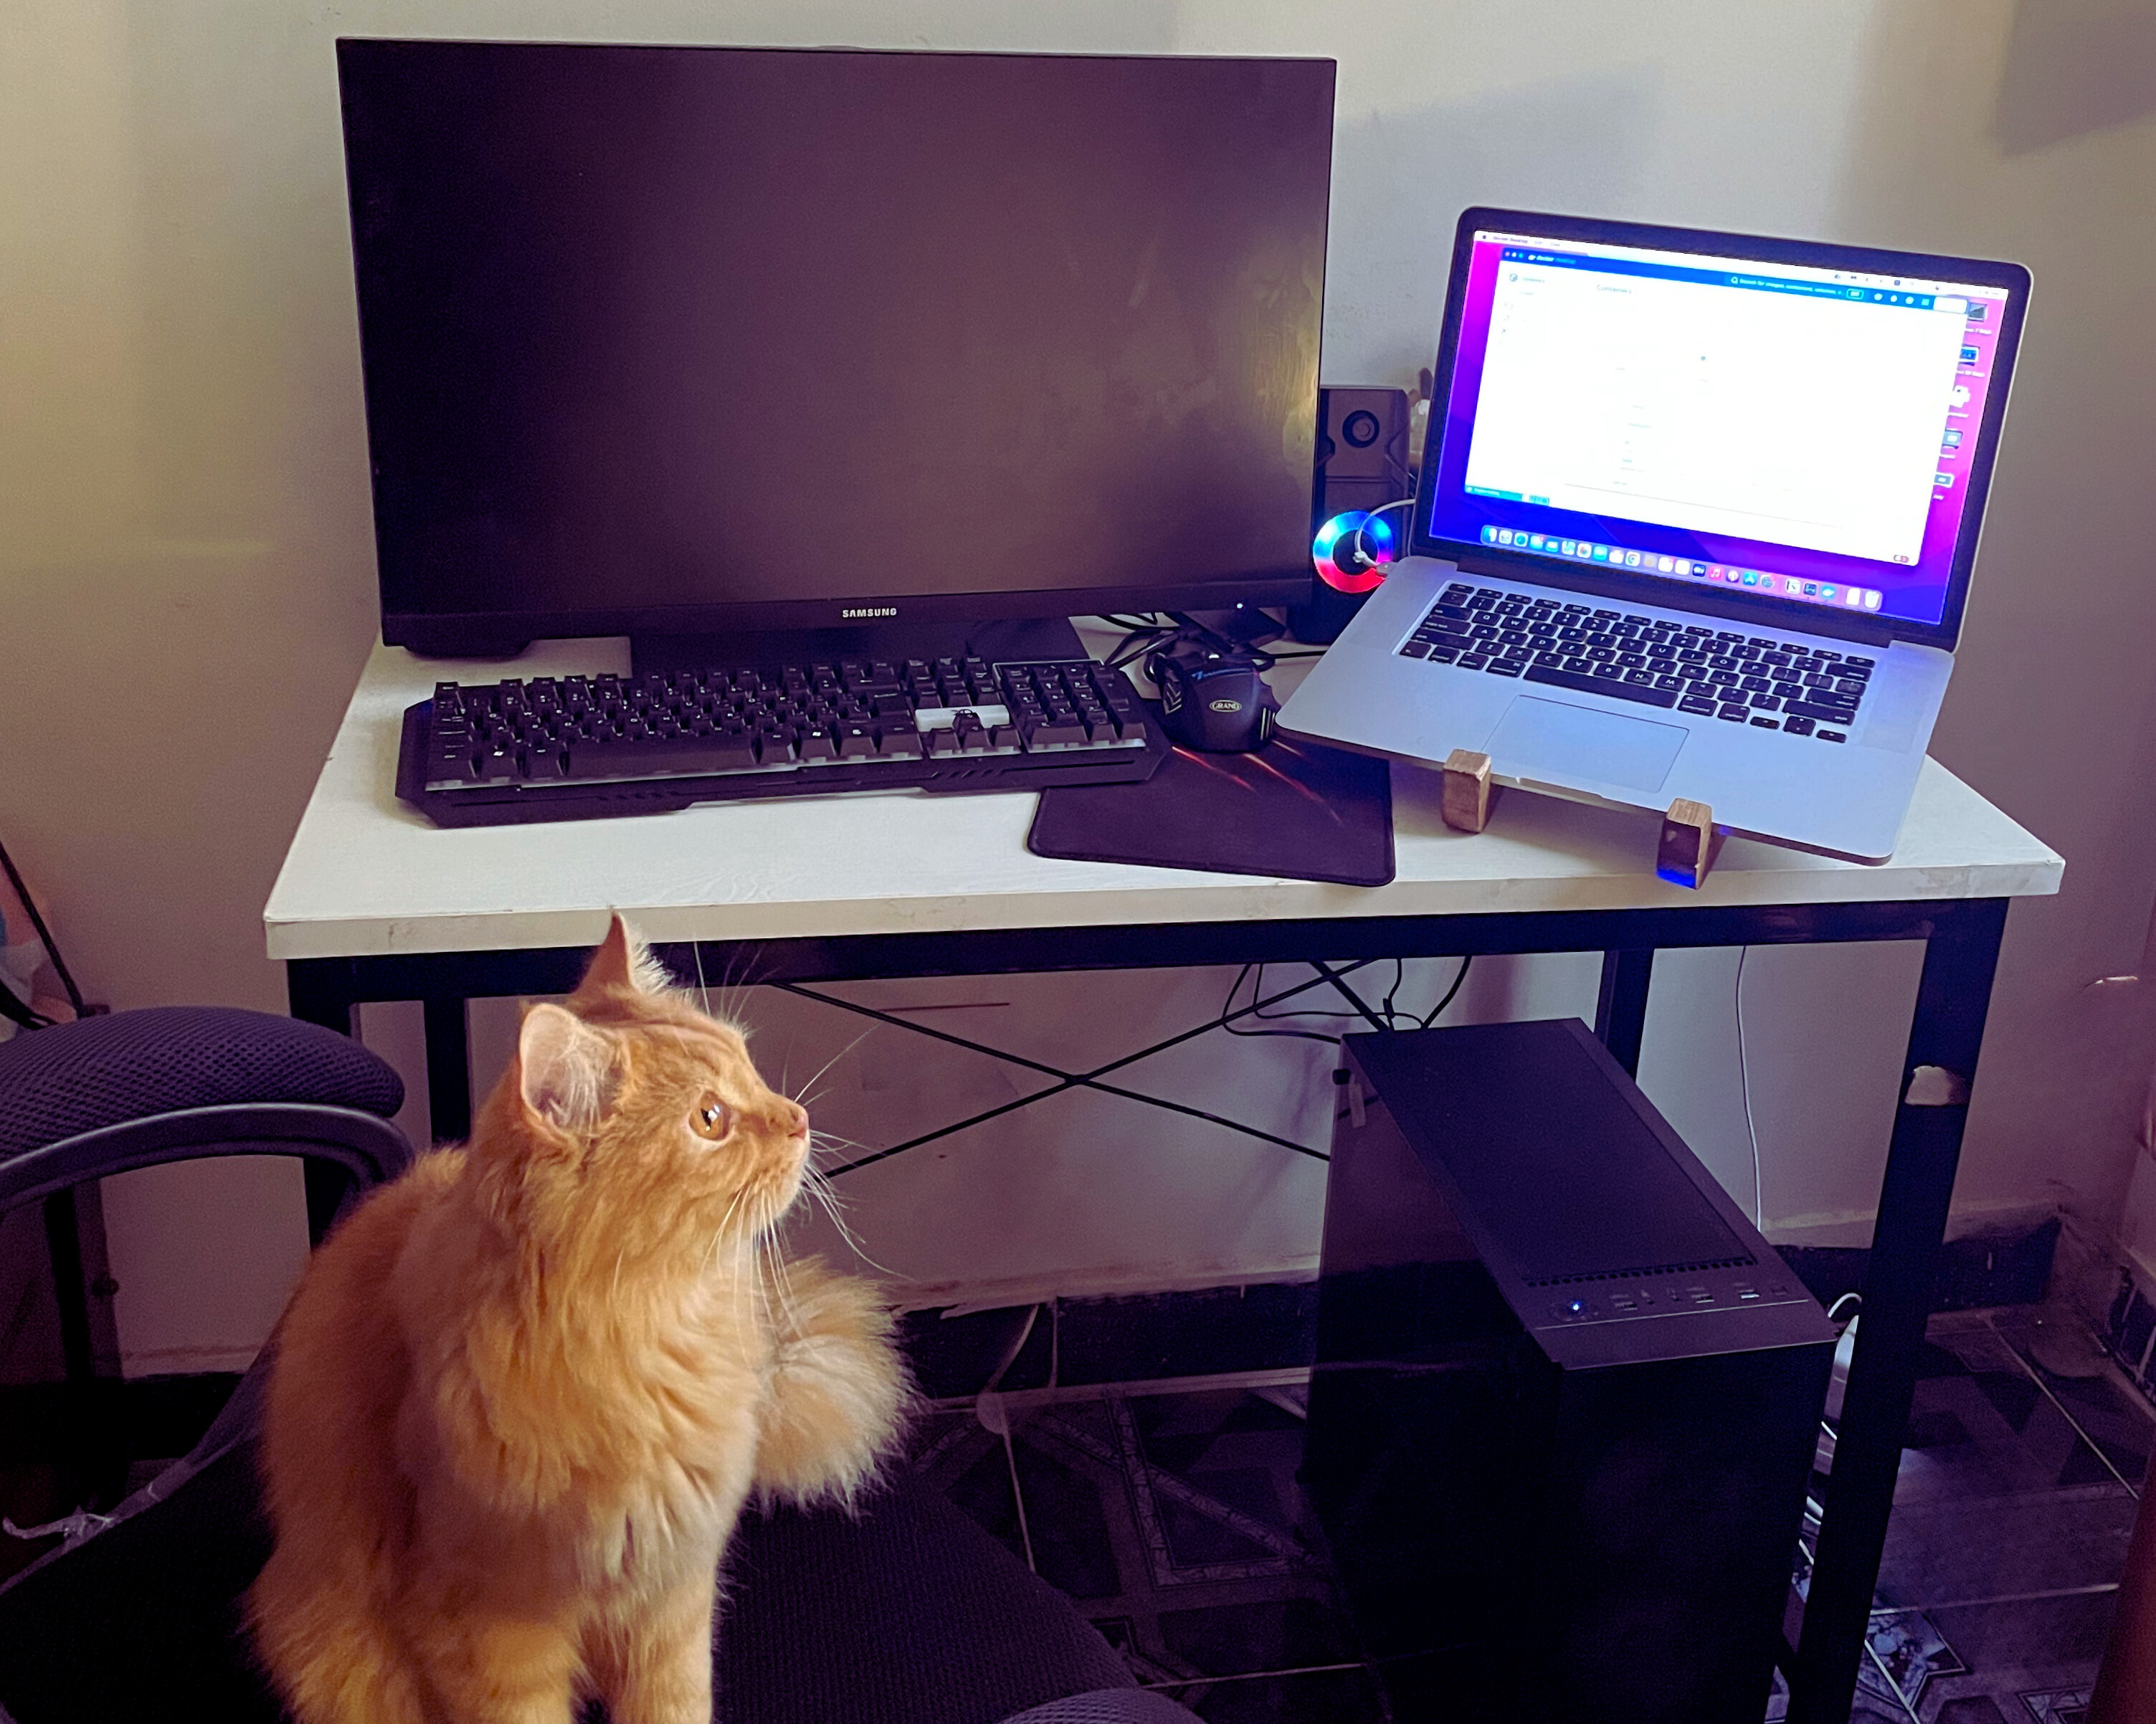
[1412,209,2030,649]
[336,40,1336,657]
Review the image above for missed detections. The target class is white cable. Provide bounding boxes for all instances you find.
[1349,497,1417,568]
[1735,946,1763,1229]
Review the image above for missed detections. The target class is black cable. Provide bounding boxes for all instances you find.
[1245,963,1362,1026]
[1422,955,1473,1028]
[0,835,85,1017]
[1220,967,1341,1045]
[1106,628,1178,673]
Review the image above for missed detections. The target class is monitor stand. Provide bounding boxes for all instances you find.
[630,614,1086,678]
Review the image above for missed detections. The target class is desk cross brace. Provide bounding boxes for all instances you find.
[770,959,1403,1176]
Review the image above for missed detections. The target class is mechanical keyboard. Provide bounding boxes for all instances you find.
[397,654,1165,827]
[1399,580,1874,742]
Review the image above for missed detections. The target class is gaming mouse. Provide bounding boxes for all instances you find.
[1146,639,1279,752]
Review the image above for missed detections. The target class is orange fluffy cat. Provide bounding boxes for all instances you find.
[251,917,907,1723]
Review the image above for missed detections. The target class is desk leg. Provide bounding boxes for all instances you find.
[287,958,361,1242]
[423,996,472,1146]
[1594,948,1655,1076]
[1790,897,2009,1724]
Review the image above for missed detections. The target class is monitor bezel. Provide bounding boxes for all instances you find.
[338,39,1332,657]
[1410,206,2031,653]
[380,573,1318,659]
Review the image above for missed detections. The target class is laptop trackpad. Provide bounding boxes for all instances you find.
[1487,697,1686,793]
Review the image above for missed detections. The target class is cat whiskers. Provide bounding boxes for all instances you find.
[797,1156,901,1277]
[787,1031,871,1117]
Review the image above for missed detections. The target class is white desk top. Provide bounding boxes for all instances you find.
[265,639,2063,962]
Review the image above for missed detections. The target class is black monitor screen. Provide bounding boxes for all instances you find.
[338,41,1336,652]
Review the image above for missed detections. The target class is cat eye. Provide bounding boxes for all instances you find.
[690,1094,733,1141]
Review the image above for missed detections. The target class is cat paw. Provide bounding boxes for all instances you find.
[754,1257,911,1506]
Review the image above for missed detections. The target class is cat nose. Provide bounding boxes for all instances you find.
[782,1100,809,1139]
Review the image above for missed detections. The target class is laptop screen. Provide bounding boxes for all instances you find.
[1420,224,2017,631]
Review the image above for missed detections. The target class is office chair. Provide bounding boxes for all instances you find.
[0,1007,1195,1724]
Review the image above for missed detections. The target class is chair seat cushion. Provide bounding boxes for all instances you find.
[717,1485,1139,1724]
[0,1006,404,1161]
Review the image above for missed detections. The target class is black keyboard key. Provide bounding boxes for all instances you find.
[1400,641,1432,659]
[1428,647,1459,664]
[1523,665,1678,708]
[1678,697,1717,716]
[1818,730,1848,743]
[1026,718,1091,747]
[1749,716,1779,730]
[1783,715,1815,735]
[1716,704,1749,722]
[1783,700,1858,727]
[1458,652,1488,670]
[1486,659,1523,677]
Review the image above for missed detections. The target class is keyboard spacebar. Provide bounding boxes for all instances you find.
[1521,665,1680,710]
[566,737,760,779]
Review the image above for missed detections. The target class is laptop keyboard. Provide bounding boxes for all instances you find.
[1399,581,1873,743]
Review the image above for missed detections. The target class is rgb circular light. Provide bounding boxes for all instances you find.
[1311,510,1397,594]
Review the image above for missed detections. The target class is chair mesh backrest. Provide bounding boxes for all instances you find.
[0,1007,404,1161]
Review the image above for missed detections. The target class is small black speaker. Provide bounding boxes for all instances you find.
[1289,386,1412,644]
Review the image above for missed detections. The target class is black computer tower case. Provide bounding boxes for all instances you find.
[1306,1019,1835,1721]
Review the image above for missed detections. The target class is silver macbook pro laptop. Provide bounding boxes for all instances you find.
[1279,209,2031,863]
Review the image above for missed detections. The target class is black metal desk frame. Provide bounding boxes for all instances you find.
[287,890,2010,1724]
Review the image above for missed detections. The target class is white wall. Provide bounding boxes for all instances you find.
[4,0,2154,1362]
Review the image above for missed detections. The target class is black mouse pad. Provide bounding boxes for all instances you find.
[1028,715,1394,886]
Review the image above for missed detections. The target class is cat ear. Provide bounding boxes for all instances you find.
[516,1003,619,1135]
[576,913,672,999]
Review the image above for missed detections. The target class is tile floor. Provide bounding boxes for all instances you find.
[903,1305,2152,1723]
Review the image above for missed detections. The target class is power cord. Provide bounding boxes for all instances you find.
[1222,956,1472,1044]
[1423,956,1473,1027]
[1735,946,1763,1229]
[1349,497,1417,571]
[1220,965,1342,1045]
